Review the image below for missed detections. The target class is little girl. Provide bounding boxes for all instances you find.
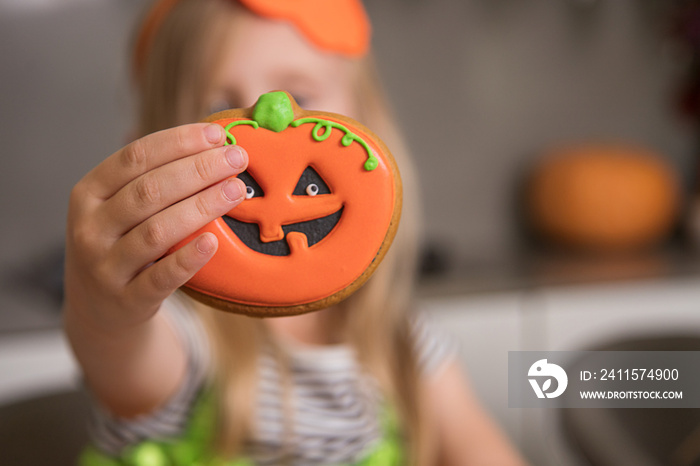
[64,0,527,464]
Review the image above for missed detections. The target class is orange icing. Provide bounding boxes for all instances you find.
[176,115,396,308]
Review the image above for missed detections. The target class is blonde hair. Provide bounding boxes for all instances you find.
[134,0,432,462]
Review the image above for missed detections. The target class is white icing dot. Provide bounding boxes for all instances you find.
[246,186,255,199]
[306,184,319,196]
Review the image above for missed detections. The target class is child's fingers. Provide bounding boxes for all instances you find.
[81,123,226,200]
[109,177,246,279]
[97,144,248,235]
[128,232,218,305]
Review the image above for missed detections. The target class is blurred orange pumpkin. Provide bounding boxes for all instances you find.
[526,144,681,252]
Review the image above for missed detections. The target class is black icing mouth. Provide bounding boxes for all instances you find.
[222,208,343,256]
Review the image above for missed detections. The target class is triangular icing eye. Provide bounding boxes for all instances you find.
[238,171,264,199]
[293,167,331,196]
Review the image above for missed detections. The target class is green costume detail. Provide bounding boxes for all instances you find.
[224,121,259,146]
[290,118,379,171]
[252,91,295,132]
[79,388,403,466]
[351,409,403,466]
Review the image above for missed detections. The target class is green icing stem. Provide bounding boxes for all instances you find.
[221,115,379,171]
[223,120,259,146]
[290,118,378,171]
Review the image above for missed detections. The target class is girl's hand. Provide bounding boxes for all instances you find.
[64,123,247,333]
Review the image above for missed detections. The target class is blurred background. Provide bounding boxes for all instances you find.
[2,0,700,464]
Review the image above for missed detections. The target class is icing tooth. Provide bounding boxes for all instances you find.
[286,232,309,254]
[260,224,284,242]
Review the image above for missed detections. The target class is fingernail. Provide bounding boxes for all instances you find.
[222,179,244,202]
[224,146,247,169]
[196,233,217,254]
[204,124,224,144]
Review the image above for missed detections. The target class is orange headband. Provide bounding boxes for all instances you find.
[133,0,371,80]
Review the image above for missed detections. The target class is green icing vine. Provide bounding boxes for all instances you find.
[223,120,259,146]
[221,91,379,171]
[290,118,378,171]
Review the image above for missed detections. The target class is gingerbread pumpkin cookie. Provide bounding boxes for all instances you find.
[173,91,402,317]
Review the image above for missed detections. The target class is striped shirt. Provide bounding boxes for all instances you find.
[88,293,455,465]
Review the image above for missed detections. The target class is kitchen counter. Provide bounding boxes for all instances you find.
[3,245,700,335]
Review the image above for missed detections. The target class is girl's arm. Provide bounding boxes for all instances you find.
[425,360,529,466]
[63,123,247,418]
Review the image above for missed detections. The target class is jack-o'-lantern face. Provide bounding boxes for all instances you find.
[224,166,342,256]
[173,91,401,317]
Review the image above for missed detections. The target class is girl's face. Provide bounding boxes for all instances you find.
[208,10,360,118]
[204,10,362,336]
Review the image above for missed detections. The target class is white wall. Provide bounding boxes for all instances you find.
[367,0,697,263]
